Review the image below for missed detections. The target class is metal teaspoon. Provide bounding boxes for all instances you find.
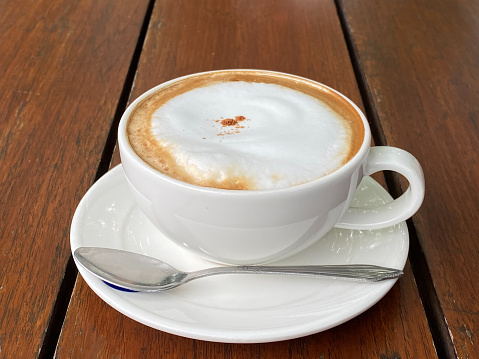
[73,247,403,292]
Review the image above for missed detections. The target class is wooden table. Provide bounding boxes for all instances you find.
[1,0,477,357]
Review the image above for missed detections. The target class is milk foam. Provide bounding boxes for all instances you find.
[148,81,352,189]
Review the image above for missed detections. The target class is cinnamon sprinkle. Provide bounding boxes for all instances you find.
[218,115,247,127]
[221,118,237,126]
[214,115,249,136]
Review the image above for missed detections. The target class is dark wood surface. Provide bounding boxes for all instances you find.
[0,0,151,356]
[341,0,479,357]
[1,0,476,357]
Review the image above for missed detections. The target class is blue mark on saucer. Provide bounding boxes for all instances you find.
[103,281,138,292]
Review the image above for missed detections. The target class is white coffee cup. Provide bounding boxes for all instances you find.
[118,70,424,264]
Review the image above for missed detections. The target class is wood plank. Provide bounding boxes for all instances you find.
[57,0,436,357]
[0,0,150,356]
[340,0,479,357]
[129,0,369,102]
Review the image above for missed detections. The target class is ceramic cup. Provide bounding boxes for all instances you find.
[118,70,425,264]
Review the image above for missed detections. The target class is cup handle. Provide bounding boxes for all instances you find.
[335,146,425,230]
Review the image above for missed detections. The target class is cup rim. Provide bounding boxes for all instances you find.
[118,69,371,194]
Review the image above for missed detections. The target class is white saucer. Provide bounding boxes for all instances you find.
[70,165,408,343]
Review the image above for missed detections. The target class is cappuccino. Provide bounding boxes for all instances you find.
[126,71,364,190]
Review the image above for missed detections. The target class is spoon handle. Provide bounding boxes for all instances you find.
[186,264,403,283]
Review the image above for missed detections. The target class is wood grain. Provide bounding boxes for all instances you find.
[56,0,436,357]
[341,0,479,357]
[0,0,150,356]
[128,0,364,102]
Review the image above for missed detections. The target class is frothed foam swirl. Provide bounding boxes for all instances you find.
[133,80,355,190]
